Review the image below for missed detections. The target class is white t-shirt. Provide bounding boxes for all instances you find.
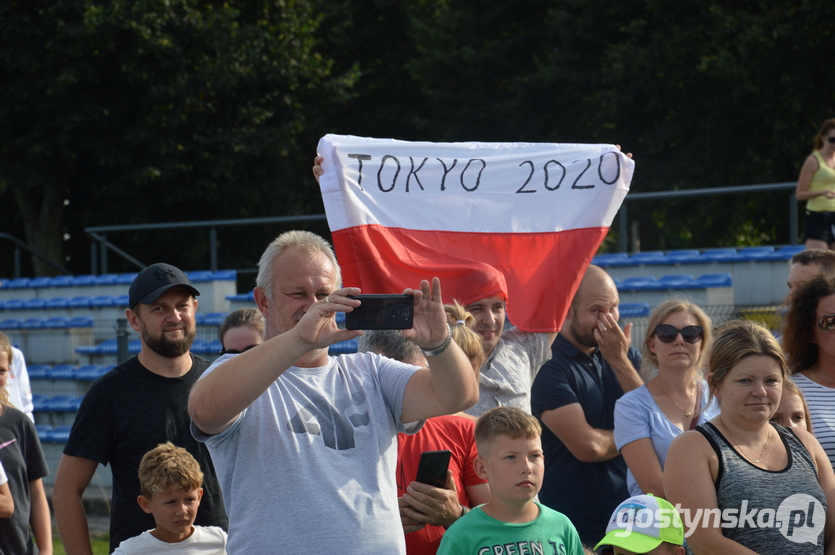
[0,460,7,486]
[7,347,34,422]
[193,352,421,555]
[112,525,227,554]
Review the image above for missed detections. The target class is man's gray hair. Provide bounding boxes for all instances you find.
[357,330,424,366]
[255,230,342,300]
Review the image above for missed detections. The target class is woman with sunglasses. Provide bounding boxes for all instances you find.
[796,118,835,250]
[218,307,265,356]
[665,319,835,554]
[614,299,716,496]
[783,273,835,469]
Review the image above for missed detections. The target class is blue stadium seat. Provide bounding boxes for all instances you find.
[618,277,659,291]
[656,275,695,289]
[591,253,630,267]
[186,271,213,282]
[44,317,71,328]
[76,364,109,381]
[207,339,222,353]
[129,339,141,353]
[197,312,228,326]
[763,245,806,261]
[91,295,116,307]
[45,395,82,412]
[114,295,130,306]
[68,296,93,308]
[117,273,139,285]
[76,338,118,355]
[48,426,73,443]
[656,250,702,264]
[32,394,49,412]
[733,246,775,261]
[49,364,77,380]
[46,297,70,309]
[227,290,255,302]
[693,273,733,288]
[71,275,96,286]
[24,298,47,310]
[27,365,52,380]
[2,299,25,311]
[21,318,46,329]
[68,316,94,328]
[702,248,738,262]
[28,277,52,288]
[35,424,53,442]
[210,270,237,281]
[48,276,75,287]
[0,318,23,329]
[93,274,119,285]
[4,278,31,289]
[619,303,652,318]
[329,338,359,354]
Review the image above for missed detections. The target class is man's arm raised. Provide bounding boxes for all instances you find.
[400,278,480,423]
[188,287,363,435]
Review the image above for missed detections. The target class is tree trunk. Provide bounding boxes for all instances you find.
[12,177,66,277]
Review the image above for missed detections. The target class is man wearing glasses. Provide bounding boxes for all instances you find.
[531,264,643,551]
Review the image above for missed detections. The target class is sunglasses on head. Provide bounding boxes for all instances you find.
[817,314,835,332]
[219,343,259,356]
[654,324,704,344]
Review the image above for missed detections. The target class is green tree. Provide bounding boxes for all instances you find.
[0,0,353,276]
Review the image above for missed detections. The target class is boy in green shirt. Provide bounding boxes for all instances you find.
[437,407,583,555]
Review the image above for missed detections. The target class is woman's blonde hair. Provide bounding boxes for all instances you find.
[641,299,713,380]
[445,301,485,377]
[0,333,13,407]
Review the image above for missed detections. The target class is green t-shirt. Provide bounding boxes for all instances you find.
[437,502,584,555]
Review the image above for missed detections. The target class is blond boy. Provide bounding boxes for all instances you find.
[112,442,227,554]
[437,407,583,555]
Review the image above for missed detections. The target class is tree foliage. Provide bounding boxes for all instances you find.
[2,0,835,276]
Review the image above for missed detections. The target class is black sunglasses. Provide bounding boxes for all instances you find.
[219,343,260,356]
[654,324,704,344]
[828,137,835,144]
[817,314,835,333]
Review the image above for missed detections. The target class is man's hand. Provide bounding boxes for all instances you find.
[401,470,464,529]
[401,278,448,350]
[398,496,427,534]
[593,312,632,363]
[291,287,362,350]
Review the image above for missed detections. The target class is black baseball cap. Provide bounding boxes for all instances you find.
[128,263,200,309]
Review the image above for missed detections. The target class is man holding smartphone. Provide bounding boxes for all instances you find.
[189,230,479,555]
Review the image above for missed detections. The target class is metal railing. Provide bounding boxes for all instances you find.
[80,181,801,274]
[0,233,72,278]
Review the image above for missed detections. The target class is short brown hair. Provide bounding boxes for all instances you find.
[138,442,204,498]
[475,407,541,454]
[791,249,835,274]
[219,307,265,344]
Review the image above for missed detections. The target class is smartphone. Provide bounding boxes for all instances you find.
[345,294,414,330]
[414,450,451,488]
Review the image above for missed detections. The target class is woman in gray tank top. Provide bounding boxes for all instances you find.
[664,319,835,554]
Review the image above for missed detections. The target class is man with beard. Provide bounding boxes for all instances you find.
[530,264,642,549]
[52,263,228,554]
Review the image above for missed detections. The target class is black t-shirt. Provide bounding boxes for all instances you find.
[0,405,49,555]
[64,354,228,551]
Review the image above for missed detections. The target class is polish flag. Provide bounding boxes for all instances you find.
[317,135,633,332]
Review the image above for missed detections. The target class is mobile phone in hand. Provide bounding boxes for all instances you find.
[414,450,451,488]
[345,294,413,330]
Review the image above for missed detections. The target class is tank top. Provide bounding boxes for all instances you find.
[697,422,826,554]
[806,151,835,212]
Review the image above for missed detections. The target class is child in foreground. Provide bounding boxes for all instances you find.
[770,379,813,433]
[594,494,685,555]
[437,406,583,555]
[113,442,227,554]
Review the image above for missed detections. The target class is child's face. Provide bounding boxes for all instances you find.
[475,434,543,506]
[138,485,203,543]
[0,351,10,392]
[770,391,808,432]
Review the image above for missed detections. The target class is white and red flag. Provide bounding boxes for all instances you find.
[317,134,633,332]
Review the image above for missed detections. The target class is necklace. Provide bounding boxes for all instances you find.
[657,378,696,417]
[729,427,772,464]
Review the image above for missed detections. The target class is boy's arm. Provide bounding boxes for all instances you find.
[53,454,97,555]
[29,478,53,555]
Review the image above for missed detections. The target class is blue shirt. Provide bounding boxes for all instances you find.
[614,381,719,496]
[531,333,641,545]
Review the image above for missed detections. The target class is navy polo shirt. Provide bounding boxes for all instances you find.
[531,333,641,545]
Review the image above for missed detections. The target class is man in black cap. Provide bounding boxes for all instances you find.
[52,263,228,554]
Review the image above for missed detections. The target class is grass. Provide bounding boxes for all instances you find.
[52,534,111,555]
